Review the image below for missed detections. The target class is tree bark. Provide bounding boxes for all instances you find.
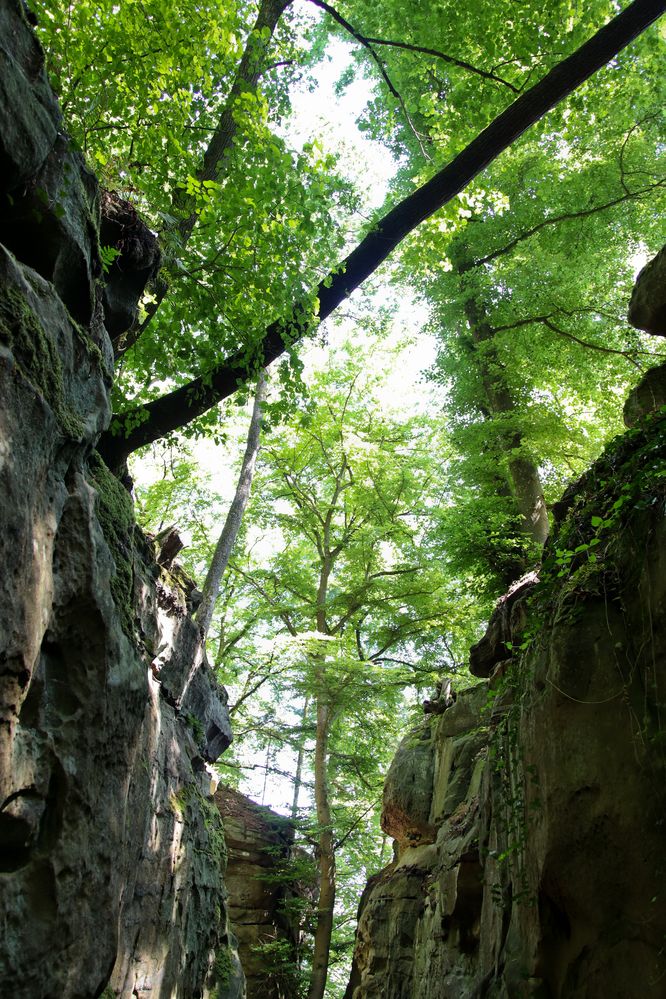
[304,548,339,999]
[461,293,550,548]
[196,369,268,640]
[98,0,664,468]
[290,694,310,821]
[121,0,292,354]
[307,688,335,999]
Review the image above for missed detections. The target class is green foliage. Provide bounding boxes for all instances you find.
[99,245,121,273]
[36,0,356,429]
[250,937,306,998]
[331,0,664,597]
[41,0,666,989]
[540,407,666,593]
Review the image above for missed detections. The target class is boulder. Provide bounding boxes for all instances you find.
[469,571,538,677]
[624,361,666,427]
[381,722,437,848]
[628,244,666,335]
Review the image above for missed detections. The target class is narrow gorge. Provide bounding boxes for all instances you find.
[1,2,665,997]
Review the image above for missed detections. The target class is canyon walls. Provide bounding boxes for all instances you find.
[2,3,666,998]
[0,3,241,995]
[217,786,311,999]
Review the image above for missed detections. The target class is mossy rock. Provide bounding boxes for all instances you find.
[87,451,136,637]
[0,281,84,438]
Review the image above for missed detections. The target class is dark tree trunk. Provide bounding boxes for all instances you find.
[307,693,335,999]
[121,0,292,354]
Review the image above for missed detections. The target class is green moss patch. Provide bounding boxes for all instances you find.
[171,782,228,870]
[88,451,136,637]
[210,945,233,997]
[0,283,85,438]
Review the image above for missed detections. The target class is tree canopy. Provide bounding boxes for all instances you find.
[35,0,665,468]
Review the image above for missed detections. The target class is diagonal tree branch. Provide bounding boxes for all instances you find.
[363,35,519,93]
[491,312,651,367]
[98,0,666,470]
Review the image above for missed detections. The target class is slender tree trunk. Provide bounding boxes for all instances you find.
[196,369,268,640]
[305,553,338,999]
[290,694,310,821]
[120,0,292,354]
[307,689,335,999]
[261,739,272,806]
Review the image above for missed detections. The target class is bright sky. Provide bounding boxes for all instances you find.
[132,24,440,814]
[284,34,438,412]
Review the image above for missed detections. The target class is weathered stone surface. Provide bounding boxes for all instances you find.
[347,684,488,999]
[381,722,436,848]
[0,0,59,190]
[347,413,666,997]
[0,6,101,329]
[628,243,666,335]
[623,360,666,427]
[0,9,241,996]
[100,189,161,348]
[217,786,309,999]
[469,570,538,677]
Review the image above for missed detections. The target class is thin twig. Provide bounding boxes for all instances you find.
[364,35,519,92]
[469,178,665,270]
[307,0,432,160]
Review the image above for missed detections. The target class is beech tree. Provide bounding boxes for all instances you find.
[315,0,663,593]
[386,45,665,591]
[201,353,481,997]
[36,0,665,468]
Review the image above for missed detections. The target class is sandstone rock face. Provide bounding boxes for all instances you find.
[469,571,538,678]
[217,787,309,999]
[347,414,666,997]
[623,360,666,427]
[381,722,437,848]
[347,684,490,999]
[624,246,666,426]
[0,6,241,996]
[628,243,666,335]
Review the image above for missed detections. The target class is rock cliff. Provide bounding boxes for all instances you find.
[216,787,311,999]
[345,257,666,997]
[0,3,241,995]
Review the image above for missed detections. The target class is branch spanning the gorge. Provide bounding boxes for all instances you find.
[98,0,666,469]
